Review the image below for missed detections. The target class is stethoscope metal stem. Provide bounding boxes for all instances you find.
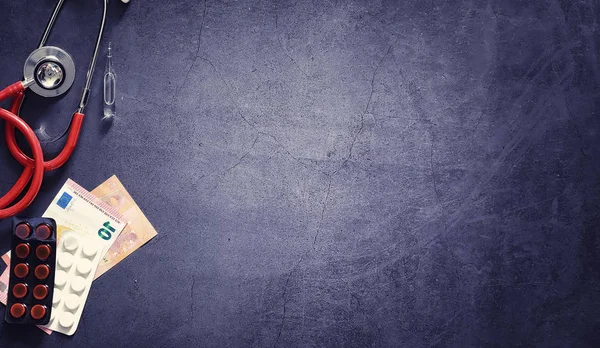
[37,0,108,113]
[38,0,65,48]
[79,0,108,114]
[0,0,112,219]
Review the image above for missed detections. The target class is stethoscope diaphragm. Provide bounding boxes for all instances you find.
[23,46,75,98]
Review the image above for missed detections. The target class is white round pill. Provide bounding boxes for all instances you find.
[82,243,98,258]
[59,312,75,328]
[62,235,79,253]
[71,276,86,293]
[65,294,80,312]
[77,259,92,275]
[55,270,68,288]
[53,289,62,305]
[57,253,73,270]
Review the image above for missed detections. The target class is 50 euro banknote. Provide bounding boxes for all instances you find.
[2,179,127,266]
[2,176,157,279]
[91,175,158,278]
[1,177,157,334]
[1,178,127,334]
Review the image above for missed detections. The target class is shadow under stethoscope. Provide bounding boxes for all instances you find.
[10,0,132,153]
[11,90,75,156]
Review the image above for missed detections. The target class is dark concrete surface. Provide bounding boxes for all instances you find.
[0,0,599,347]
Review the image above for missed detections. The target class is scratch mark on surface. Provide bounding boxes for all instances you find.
[258,131,314,171]
[429,309,464,346]
[213,136,261,190]
[190,275,196,321]
[175,0,208,97]
[430,135,448,233]
[471,111,485,136]
[313,180,332,246]
[400,41,585,245]
[274,251,308,348]
[274,2,310,78]
[335,43,394,174]
[125,93,167,109]
[197,56,318,173]
[197,56,255,129]
[224,135,260,174]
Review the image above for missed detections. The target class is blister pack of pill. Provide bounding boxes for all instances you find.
[5,217,57,325]
[41,231,102,335]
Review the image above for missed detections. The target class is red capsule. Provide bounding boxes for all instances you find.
[12,283,28,299]
[34,264,50,280]
[15,243,30,259]
[10,303,26,319]
[33,285,48,300]
[36,244,51,260]
[14,263,29,278]
[35,224,52,240]
[15,223,31,239]
[30,305,46,320]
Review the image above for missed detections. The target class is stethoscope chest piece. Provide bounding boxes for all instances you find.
[23,46,75,98]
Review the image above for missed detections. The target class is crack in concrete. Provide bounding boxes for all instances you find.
[273,250,308,348]
[197,56,313,172]
[273,41,396,346]
[224,135,260,175]
[190,275,196,321]
[197,56,256,129]
[334,43,394,175]
[313,179,332,246]
[274,2,310,78]
[429,134,448,234]
[175,0,208,97]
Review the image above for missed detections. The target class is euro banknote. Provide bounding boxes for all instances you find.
[91,175,157,278]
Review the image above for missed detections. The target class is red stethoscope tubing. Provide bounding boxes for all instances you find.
[0,81,84,219]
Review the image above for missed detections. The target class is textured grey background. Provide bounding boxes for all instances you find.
[0,0,599,347]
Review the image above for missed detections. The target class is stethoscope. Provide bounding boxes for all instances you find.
[0,0,107,219]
